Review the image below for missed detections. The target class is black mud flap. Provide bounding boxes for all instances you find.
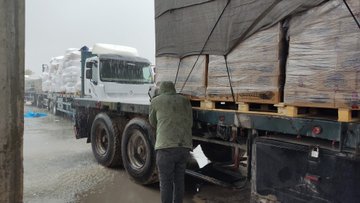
[252,138,360,203]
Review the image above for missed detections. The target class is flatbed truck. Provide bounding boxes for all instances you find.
[73,1,360,203]
[72,46,360,202]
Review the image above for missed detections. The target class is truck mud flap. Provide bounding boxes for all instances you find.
[252,138,360,203]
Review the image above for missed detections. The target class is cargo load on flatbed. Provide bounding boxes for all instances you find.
[155,0,360,114]
[154,1,360,201]
[285,0,360,109]
[41,49,81,94]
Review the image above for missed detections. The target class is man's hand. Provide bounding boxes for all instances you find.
[148,85,159,102]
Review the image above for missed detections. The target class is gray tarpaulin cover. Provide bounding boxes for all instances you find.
[155,0,326,57]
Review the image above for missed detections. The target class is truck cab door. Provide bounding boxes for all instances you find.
[84,58,104,98]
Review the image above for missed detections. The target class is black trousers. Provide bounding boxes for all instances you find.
[156,147,190,203]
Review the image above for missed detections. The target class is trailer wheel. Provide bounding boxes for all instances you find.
[91,113,123,167]
[200,140,233,163]
[121,118,158,185]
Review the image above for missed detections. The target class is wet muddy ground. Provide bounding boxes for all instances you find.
[24,106,250,203]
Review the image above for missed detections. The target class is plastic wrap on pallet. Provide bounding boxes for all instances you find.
[285,0,360,109]
[61,49,81,93]
[63,48,81,61]
[63,59,81,68]
[61,66,81,93]
[155,55,206,98]
[41,48,82,94]
[207,23,283,103]
[41,56,64,92]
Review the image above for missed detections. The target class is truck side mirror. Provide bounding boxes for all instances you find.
[85,69,92,79]
[86,62,93,68]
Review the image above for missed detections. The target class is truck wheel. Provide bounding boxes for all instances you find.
[91,113,122,167]
[200,140,233,163]
[121,118,158,185]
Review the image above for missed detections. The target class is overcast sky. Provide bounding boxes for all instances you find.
[26,0,155,76]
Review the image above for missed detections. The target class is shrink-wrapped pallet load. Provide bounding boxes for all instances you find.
[41,49,82,94]
[61,48,81,93]
[41,56,64,92]
[285,0,360,109]
[207,23,284,103]
[155,55,207,99]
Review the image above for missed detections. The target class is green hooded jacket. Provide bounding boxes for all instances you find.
[149,81,193,150]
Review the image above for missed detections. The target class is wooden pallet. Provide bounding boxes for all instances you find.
[191,100,239,111]
[276,103,360,122]
[206,90,282,105]
[193,100,281,115]
[192,100,360,122]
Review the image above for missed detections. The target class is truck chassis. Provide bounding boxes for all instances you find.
[73,98,360,202]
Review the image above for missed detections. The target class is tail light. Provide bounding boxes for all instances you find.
[312,126,322,135]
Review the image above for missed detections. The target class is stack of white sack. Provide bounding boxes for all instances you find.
[61,48,81,93]
[42,56,64,92]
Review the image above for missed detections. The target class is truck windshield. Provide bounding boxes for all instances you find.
[99,59,153,84]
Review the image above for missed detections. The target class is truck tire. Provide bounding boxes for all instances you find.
[200,140,233,163]
[121,118,158,185]
[91,113,123,167]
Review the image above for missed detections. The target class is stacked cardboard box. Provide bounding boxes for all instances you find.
[207,23,284,103]
[285,0,360,109]
[154,0,359,107]
[155,55,207,99]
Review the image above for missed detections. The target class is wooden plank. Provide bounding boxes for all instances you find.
[237,102,249,112]
[284,106,298,117]
[338,108,352,122]
[237,90,281,104]
[284,101,335,109]
[200,100,215,109]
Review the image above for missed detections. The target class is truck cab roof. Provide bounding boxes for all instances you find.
[90,54,151,65]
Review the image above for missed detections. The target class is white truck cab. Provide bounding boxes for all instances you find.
[84,54,154,105]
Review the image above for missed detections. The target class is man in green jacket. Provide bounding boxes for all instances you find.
[149,81,193,203]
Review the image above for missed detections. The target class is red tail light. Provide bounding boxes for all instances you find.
[312,126,322,135]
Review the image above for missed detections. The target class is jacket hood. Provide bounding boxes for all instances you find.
[159,81,176,94]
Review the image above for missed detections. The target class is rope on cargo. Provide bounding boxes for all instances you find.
[156,1,215,19]
[177,0,231,92]
[174,59,181,85]
[224,55,236,107]
[343,0,360,29]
